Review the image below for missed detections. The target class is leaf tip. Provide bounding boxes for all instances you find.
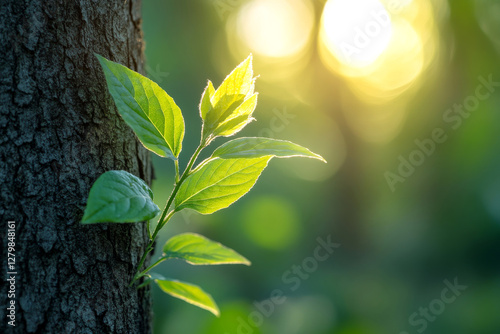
[239,54,253,74]
[80,217,98,225]
[94,53,106,63]
[212,305,221,317]
[80,211,95,224]
[317,154,327,163]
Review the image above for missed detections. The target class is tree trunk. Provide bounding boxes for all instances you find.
[0,1,153,333]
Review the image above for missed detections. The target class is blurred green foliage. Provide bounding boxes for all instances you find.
[142,1,500,333]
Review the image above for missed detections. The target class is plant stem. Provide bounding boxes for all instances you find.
[130,141,207,286]
[174,159,180,184]
[146,220,152,240]
[130,210,174,286]
[152,142,204,235]
[139,257,166,277]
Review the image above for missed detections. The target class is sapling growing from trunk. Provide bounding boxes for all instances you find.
[82,54,326,315]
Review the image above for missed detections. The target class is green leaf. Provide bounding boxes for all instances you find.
[201,55,256,141]
[211,137,326,162]
[96,54,184,159]
[82,170,160,224]
[212,55,254,106]
[162,233,250,265]
[153,276,220,316]
[174,157,270,214]
[211,94,257,137]
[199,80,215,120]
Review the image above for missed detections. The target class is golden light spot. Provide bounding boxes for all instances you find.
[321,0,393,68]
[235,0,314,59]
[319,0,441,142]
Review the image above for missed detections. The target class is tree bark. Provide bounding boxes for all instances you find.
[0,1,153,333]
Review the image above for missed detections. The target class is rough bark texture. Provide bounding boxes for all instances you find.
[0,1,154,333]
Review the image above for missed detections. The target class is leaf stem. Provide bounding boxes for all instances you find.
[130,211,174,286]
[130,140,207,286]
[146,220,152,240]
[174,159,180,184]
[139,257,167,277]
[153,141,205,235]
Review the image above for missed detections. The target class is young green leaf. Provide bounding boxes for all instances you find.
[211,137,326,162]
[153,276,220,316]
[212,55,254,106]
[199,80,215,120]
[96,54,184,159]
[174,157,270,214]
[210,94,257,138]
[201,55,257,142]
[162,233,250,265]
[81,170,159,224]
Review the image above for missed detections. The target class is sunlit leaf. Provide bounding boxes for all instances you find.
[162,233,250,265]
[212,94,258,137]
[199,80,215,120]
[201,55,256,141]
[211,137,326,162]
[81,170,159,224]
[153,275,220,316]
[174,157,270,214]
[212,55,254,105]
[96,54,184,159]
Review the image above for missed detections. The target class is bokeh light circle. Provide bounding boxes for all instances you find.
[235,0,314,59]
[321,0,393,68]
[241,196,301,250]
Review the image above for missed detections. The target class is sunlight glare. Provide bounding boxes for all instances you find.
[321,0,393,68]
[318,0,441,143]
[236,0,314,58]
